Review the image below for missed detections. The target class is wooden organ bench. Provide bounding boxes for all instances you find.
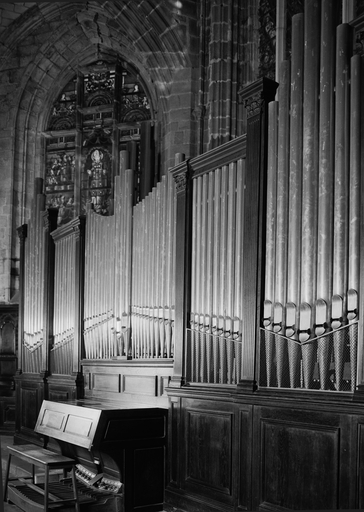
[4,399,167,512]
[4,444,80,511]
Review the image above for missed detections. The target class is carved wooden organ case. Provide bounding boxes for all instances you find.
[16,58,169,417]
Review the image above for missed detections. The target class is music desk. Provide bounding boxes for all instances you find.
[3,444,80,511]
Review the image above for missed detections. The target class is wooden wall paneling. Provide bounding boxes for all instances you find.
[238,404,253,511]
[357,421,364,508]
[252,405,356,511]
[82,362,173,407]
[0,398,15,434]
[14,375,45,444]
[168,396,181,487]
[182,399,236,508]
[47,374,79,404]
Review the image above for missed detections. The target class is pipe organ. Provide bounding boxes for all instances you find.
[262,3,360,391]
[83,171,133,360]
[19,165,176,382]
[51,217,85,375]
[187,155,245,385]
[22,178,58,375]
[131,172,176,359]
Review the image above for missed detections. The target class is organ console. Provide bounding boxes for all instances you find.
[5,399,167,512]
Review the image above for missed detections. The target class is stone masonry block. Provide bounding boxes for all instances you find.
[1,10,19,21]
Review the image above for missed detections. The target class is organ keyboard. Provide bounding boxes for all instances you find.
[5,399,167,512]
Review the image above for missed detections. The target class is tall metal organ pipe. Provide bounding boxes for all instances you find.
[300,0,320,389]
[275,59,290,387]
[316,0,336,390]
[287,12,304,388]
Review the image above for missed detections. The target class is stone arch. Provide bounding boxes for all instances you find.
[1,1,199,295]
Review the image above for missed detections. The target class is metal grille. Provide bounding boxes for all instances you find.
[259,323,358,392]
[186,328,242,385]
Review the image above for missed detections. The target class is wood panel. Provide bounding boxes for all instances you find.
[184,406,234,502]
[47,375,80,403]
[357,421,364,509]
[93,372,120,392]
[0,398,15,434]
[252,405,355,511]
[82,362,173,408]
[260,420,338,510]
[238,405,253,510]
[14,375,45,444]
[123,375,157,395]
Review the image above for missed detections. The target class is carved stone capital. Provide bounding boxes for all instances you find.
[192,104,206,121]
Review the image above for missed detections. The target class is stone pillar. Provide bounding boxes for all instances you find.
[206,0,244,149]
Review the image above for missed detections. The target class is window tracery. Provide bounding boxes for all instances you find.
[44,59,153,225]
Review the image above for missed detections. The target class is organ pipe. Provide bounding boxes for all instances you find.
[131,172,176,359]
[349,55,360,294]
[316,0,336,390]
[333,23,351,390]
[274,60,290,388]
[300,0,320,389]
[262,2,358,392]
[287,13,303,310]
[286,13,304,388]
[264,102,278,387]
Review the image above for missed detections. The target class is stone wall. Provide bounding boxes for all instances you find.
[0,0,260,303]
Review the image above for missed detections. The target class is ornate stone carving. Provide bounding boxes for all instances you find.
[192,104,206,121]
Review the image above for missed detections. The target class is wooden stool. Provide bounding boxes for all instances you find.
[3,444,80,512]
